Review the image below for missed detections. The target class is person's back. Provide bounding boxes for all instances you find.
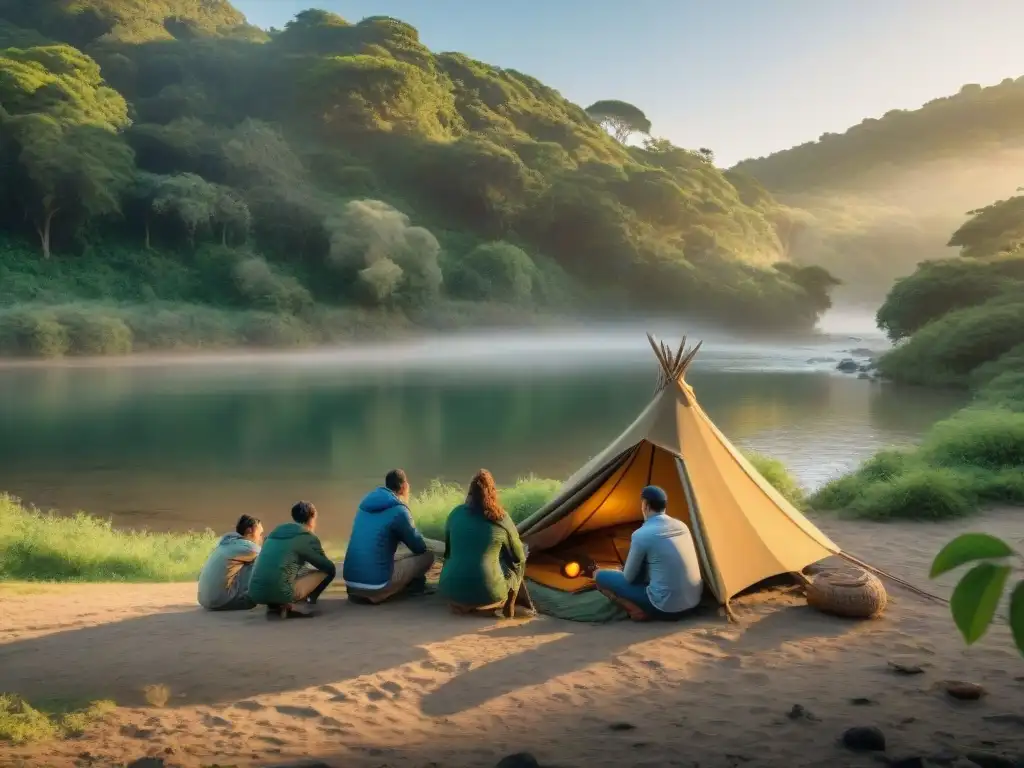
[343,485,426,590]
[439,503,518,608]
[197,515,263,611]
[248,501,336,618]
[632,513,703,613]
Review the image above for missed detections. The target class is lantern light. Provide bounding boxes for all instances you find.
[561,560,582,579]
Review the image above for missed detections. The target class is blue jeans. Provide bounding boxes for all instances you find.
[594,569,691,621]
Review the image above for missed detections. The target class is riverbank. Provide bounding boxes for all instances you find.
[2,508,1022,767]
[0,454,799,583]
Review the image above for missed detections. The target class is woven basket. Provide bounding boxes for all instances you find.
[806,566,887,619]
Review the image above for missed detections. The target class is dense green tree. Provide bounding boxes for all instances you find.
[585,99,651,144]
[0,44,129,129]
[876,257,1024,342]
[150,172,218,247]
[948,194,1024,259]
[447,241,537,304]
[6,114,134,258]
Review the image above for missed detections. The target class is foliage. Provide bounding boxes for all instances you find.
[876,256,1024,342]
[0,3,841,353]
[585,99,652,144]
[746,451,808,509]
[328,199,443,306]
[0,0,263,46]
[0,694,114,745]
[232,256,312,314]
[949,194,1024,259]
[877,296,1024,387]
[446,241,538,304]
[930,533,1024,656]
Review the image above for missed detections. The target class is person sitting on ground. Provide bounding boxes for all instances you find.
[343,469,435,605]
[197,514,264,611]
[248,501,337,620]
[439,469,536,619]
[592,485,703,622]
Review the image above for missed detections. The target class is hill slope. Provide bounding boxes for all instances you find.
[0,4,836,357]
[732,79,1024,301]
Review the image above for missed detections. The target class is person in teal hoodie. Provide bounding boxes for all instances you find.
[197,515,263,611]
[343,469,435,605]
[438,469,535,618]
[248,501,337,620]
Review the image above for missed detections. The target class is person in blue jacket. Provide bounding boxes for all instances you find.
[343,469,435,604]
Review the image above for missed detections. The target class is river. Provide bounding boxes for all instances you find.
[0,321,966,539]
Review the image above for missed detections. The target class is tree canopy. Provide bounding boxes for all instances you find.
[584,99,652,144]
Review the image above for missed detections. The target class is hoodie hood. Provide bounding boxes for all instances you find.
[267,522,310,540]
[218,531,260,552]
[359,487,406,514]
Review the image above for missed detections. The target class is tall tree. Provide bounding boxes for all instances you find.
[151,172,219,247]
[8,114,134,258]
[584,99,651,144]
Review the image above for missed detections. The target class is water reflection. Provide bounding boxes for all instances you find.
[0,345,964,538]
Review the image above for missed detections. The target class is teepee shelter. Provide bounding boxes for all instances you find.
[517,333,844,610]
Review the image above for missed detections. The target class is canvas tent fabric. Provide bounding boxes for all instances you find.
[517,333,841,607]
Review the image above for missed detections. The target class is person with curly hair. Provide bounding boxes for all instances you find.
[438,469,536,618]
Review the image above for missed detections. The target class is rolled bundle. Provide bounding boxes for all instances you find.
[805,565,887,619]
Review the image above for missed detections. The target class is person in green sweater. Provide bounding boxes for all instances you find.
[438,469,536,619]
[248,501,337,620]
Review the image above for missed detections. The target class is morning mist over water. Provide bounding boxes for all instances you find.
[0,313,963,539]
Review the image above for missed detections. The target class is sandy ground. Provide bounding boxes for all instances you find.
[1,511,1023,768]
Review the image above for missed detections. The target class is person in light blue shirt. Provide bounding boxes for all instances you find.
[593,485,704,621]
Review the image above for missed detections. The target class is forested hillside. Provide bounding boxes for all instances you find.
[812,193,1024,520]
[733,79,1024,300]
[0,1,836,357]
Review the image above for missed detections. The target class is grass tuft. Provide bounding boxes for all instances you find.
[0,694,115,745]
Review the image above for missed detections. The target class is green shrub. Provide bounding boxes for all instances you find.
[446,241,538,304]
[970,343,1024,389]
[921,409,1024,470]
[810,449,913,510]
[0,694,115,745]
[847,468,975,520]
[0,308,69,358]
[54,308,133,356]
[955,466,1024,505]
[810,473,866,512]
[878,297,1024,386]
[240,312,312,347]
[121,304,243,350]
[233,257,314,314]
[976,371,1024,412]
[745,452,807,508]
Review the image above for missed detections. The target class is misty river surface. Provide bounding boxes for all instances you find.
[0,325,966,540]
